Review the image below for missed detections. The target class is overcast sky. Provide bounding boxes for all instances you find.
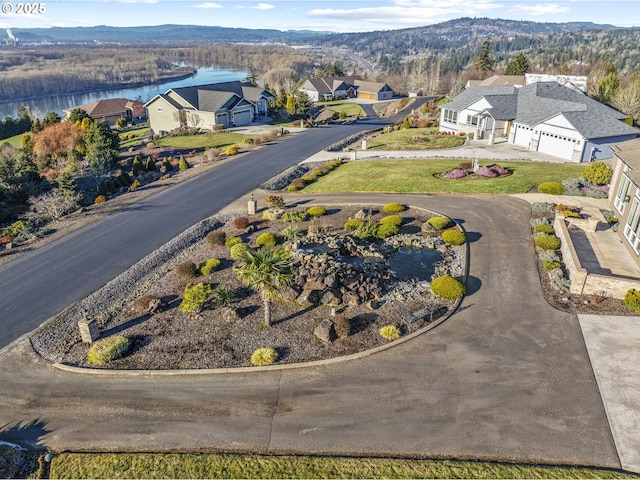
[1,0,639,32]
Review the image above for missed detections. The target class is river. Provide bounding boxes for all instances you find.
[0,67,247,119]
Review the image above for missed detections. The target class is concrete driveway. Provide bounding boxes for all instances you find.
[0,193,625,471]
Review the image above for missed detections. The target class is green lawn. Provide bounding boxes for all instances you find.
[157,132,249,149]
[303,159,587,195]
[119,126,151,147]
[0,133,24,147]
[49,452,635,479]
[323,101,366,117]
[368,128,466,150]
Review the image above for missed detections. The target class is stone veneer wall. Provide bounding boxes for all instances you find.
[554,215,640,299]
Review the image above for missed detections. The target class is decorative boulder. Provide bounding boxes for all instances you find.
[314,318,337,344]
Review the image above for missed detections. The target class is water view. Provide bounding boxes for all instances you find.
[0,67,247,119]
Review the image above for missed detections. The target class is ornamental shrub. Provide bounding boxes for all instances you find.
[538,181,565,195]
[281,210,307,222]
[264,195,284,209]
[233,216,250,229]
[86,335,129,365]
[539,250,560,263]
[1,220,32,238]
[176,260,199,280]
[251,347,279,366]
[130,179,141,191]
[535,224,555,234]
[531,217,552,227]
[544,260,561,270]
[431,275,466,300]
[441,229,467,246]
[307,206,327,217]
[132,155,145,176]
[355,221,379,240]
[379,215,403,227]
[377,223,399,239]
[475,166,498,177]
[280,225,301,240]
[549,269,571,291]
[302,175,315,183]
[562,177,583,196]
[256,232,277,247]
[94,195,107,204]
[624,289,640,312]
[230,242,248,260]
[290,177,306,189]
[379,325,401,341]
[288,185,298,192]
[118,171,133,186]
[583,161,613,186]
[383,202,406,213]
[445,168,466,179]
[97,181,110,197]
[427,216,452,231]
[535,235,561,250]
[333,314,351,338]
[179,155,190,170]
[206,230,226,247]
[199,258,221,275]
[145,157,156,171]
[562,209,580,218]
[344,218,365,231]
[225,236,243,248]
[212,285,236,307]
[162,158,173,171]
[225,145,239,156]
[262,209,282,220]
[531,202,550,213]
[179,283,213,314]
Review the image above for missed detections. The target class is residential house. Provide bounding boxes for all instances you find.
[64,98,146,125]
[440,81,638,162]
[610,138,640,267]
[465,75,526,88]
[144,81,275,135]
[298,76,394,102]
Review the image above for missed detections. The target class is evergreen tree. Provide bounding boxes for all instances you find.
[145,156,156,171]
[84,120,119,181]
[56,172,76,197]
[505,52,530,76]
[132,155,145,176]
[179,155,190,170]
[473,39,496,72]
[294,91,312,117]
[42,112,61,128]
[67,108,90,125]
[285,94,296,116]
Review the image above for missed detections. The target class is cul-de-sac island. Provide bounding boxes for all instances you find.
[1,16,640,479]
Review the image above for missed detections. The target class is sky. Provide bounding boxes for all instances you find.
[1,0,640,33]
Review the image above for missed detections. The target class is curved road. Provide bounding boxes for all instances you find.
[0,115,406,349]
[0,193,619,470]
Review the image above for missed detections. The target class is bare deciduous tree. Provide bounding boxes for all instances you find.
[22,189,81,225]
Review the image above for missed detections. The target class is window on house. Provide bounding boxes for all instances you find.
[443,109,457,123]
[623,195,640,254]
[614,166,632,214]
[467,115,479,126]
[157,107,163,112]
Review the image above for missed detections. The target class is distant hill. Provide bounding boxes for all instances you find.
[6,24,327,44]
[314,17,639,74]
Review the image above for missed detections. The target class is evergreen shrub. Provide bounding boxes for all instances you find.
[179,155,190,170]
[442,229,466,246]
[264,195,284,209]
[538,182,565,195]
[179,283,213,314]
[94,195,107,204]
[251,347,279,366]
[354,221,379,240]
[583,161,613,185]
[427,216,452,231]
[377,223,399,239]
[431,275,466,300]
[281,210,307,222]
[256,232,277,247]
[383,202,406,213]
[307,206,327,217]
[531,202,549,213]
[176,261,199,280]
[287,185,298,192]
[225,145,239,156]
[233,216,250,229]
[206,230,226,247]
[132,156,145,176]
[86,335,130,365]
[262,209,282,220]
[379,325,401,341]
[130,179,141,191]
[225,236,242,248]
[290,178,306,189]
[624,289,640,312]
[535,235,561,250]
[280,225,301,240]
[535,224,555,234]
[544,260,561,270]
[379,215,403,227]
[199,258,221,275]
[230,242,248,260]
[344,218,364,231]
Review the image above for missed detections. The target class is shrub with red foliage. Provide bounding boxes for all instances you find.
[233,216,250,229]
[475,166,499,177]
[445,169,466,179]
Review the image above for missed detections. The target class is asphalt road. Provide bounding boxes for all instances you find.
[0,118,394,349]
[0,193,618,470]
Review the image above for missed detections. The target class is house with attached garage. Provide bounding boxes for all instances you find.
[439,81,638,162]
[609,137,640,267]
[145,81,275,135]
[64,98,146,126]
[298,76,394,102]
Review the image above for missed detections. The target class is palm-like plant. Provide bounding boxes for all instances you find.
[234,245,294,328]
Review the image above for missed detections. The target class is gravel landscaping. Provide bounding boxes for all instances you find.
[30,204,465,369]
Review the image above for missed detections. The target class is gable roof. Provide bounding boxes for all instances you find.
[613,137,640,187]
[446,82,638,140]
[301,75,391,95]
[65,98,144,117]
[476,75,525,87]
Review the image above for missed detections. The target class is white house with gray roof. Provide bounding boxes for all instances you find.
[145,81,275,135]
[440,81,638,162]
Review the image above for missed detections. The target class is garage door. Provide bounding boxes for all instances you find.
[513,124,532,147]
[537,131,576,160]
[233,109,252,126]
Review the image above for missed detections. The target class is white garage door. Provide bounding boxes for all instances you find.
[537,131,576,160]
[233,109,252,126]
[513,124,533,147]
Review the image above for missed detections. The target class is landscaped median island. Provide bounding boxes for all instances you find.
[30,201,467,370]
